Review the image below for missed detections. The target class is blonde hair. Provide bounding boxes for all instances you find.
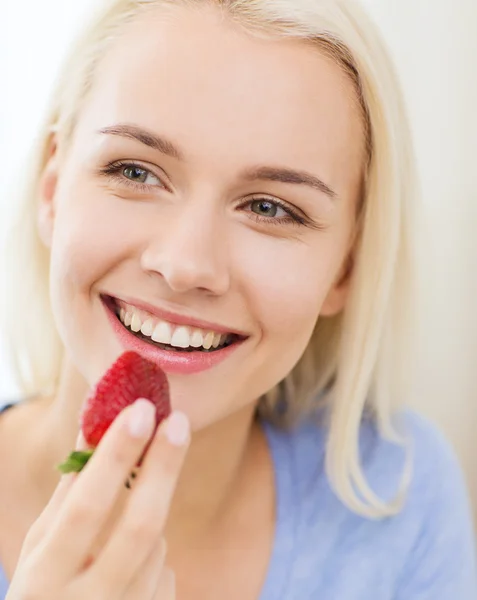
[2,0,418,518]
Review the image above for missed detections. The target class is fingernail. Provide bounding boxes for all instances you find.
[128,399,156,438]
[164,411,190,447]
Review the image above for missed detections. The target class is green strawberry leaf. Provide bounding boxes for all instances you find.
[57,450,94,474]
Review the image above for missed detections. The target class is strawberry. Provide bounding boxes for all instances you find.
[58,351,171,474]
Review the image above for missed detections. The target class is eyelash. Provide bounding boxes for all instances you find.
[99,160,312,228]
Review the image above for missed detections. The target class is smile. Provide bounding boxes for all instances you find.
[102,295,248,375]
[116,301,238,352]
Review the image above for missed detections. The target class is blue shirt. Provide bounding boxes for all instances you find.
[0,409,475,598]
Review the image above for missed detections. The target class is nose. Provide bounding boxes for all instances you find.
[140,202,230,296]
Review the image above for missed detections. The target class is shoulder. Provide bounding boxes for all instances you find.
[265,410,477,598]
[287,408,472,522]
[265,408,464,503]
[360,409,467,505]
[398,410,468,502]
[383,411,477,598]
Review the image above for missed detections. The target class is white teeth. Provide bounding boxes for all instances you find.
[190,330,204,348]
[202,332,215,350]
[141,318,154,337]
[170,326,191,348]
[151,320,172,345]
[130,312,142,333]
[118,304,233,350]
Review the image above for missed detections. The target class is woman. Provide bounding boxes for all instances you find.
[0,0,475,598]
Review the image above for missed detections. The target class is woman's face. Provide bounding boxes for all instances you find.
[40,6,365,429]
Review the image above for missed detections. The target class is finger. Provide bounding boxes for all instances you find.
[19,473,75,558]
[91,411,190,593]
[41,399,157,576]
[38,471,76,525]
[22,427,85,552]
[122,537,167,600]
[153,567,176,600]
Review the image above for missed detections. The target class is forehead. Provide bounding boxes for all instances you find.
[77,5,365,193]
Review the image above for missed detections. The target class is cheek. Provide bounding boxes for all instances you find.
[49,178,136,291]
[47,174,145,382]
[238,234,341,347]
[233,232,349,402]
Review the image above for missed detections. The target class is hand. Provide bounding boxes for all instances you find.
[7,399,190,600]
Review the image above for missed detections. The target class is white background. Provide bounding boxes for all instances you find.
[1,1,476,519]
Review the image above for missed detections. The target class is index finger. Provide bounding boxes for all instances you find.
[90,411,190,593]
[42,399,157,574]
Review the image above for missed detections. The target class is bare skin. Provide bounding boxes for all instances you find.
[0,4,364,598]
[0,367,275,599]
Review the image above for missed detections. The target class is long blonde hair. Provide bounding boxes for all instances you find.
[2,0,418,518]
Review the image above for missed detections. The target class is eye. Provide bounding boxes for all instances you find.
[240,196,309,227]
[250,199,288,219]
[98,160,167,191]
[122,165,161,186]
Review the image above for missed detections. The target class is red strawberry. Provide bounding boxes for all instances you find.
[58,351,171,474]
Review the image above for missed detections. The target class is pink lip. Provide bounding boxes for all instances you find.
[113,295,248,337]
[103,299,246,375]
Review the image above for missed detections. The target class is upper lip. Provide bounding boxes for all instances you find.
[105,295,249,338]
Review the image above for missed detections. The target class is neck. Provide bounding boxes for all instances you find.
[18,357,262,543]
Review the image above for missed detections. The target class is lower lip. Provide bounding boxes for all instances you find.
[103,301,245,375]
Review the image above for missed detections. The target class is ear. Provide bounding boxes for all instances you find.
[320,253,354,317]
[38,135,60,248]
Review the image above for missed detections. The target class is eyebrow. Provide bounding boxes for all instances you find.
[242,166,337,200]
[98,124,184,160]
[98,123,337,200]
